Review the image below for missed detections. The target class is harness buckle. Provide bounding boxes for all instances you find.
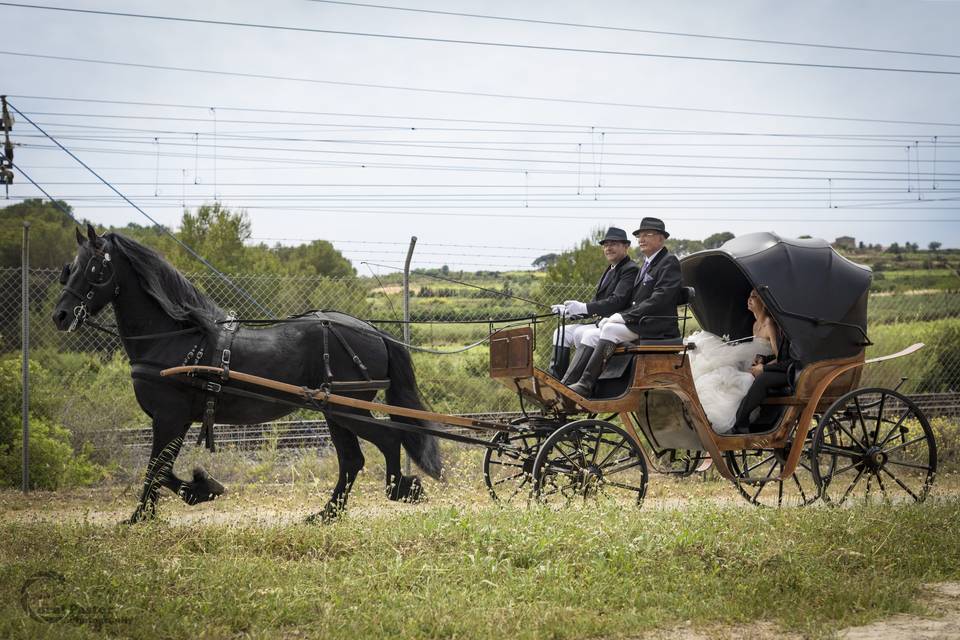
[205,381,222,393]
[222,348,231,366]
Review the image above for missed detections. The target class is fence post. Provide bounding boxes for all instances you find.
[402,236,417,476]
[21,221,29,493]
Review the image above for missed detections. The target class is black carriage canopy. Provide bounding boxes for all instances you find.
[680,232,872,366]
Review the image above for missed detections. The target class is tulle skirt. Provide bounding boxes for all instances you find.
[686,331,773,433]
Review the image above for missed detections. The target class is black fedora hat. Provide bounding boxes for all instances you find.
[632,217,670,239]
[599,227,630,244]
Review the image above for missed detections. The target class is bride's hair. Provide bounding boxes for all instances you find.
[748,289,768,316]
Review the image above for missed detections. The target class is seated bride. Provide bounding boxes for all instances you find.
[687,289,777,433]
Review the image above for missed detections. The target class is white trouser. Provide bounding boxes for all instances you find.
[578,322,639,348]
[551,323,595,348]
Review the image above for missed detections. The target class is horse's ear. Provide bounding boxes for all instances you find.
[86,223,99,245]
[76,227,85,245]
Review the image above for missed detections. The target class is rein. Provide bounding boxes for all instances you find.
[82,317,203,341]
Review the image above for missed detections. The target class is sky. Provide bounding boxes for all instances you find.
[2,0,959,272]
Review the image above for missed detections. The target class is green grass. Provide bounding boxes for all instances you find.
[864,316,960,392]
[1,484,959,639]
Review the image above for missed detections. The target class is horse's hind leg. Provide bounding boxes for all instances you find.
[373,433,423,503]
[307,420,365,523]
[337,410,423,503]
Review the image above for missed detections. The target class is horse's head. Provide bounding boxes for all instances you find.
[52,223,120,331]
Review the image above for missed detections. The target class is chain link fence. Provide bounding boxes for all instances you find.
[2,266,959,435]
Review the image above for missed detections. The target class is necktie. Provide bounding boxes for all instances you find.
[637,259,651,283]
[598,265,614,290]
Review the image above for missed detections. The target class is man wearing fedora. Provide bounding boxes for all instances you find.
[547,227,639,378]
[565,217,683,397]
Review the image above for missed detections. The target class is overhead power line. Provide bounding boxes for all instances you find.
[16,131,960,164]
[2,2,959,75]
[53,202,960,220]
[6,101,275,317]
[19,141,960,179]
[12,93,960,129]
[307,0,960,61]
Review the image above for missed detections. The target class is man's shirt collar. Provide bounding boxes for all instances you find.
[642,247,665,264]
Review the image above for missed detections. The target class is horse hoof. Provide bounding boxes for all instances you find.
[179,468,226,505]
[123,508,156,525]
[306,503,344,524]
[194,467,226,496]
[389,476,425,503]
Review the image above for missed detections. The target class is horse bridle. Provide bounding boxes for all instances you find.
[60,248,119,331]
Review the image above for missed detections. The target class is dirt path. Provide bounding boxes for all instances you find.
[839,582,960,640]
[640,583,960,640]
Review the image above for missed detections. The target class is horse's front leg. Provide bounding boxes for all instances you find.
[127,419,188,524]
[127,417,224,523]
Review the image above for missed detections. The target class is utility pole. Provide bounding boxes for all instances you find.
[402,236,418,346]
[21,221,30,493]
[402,236,417,476]
[1,96,15,196]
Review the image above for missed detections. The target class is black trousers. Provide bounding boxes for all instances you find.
[733,370,790,432]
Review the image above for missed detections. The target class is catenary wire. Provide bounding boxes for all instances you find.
[11,94,960,130]
[306,0,960,61]
[3,3,960,75]
[7,51,960,123]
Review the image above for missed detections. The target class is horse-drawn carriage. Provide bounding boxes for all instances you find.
[484,232,936,508]
[55,227,937,521]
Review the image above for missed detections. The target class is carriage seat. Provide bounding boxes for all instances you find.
[615,286,693,354]
[634,337,683,346]
[617,338,685,355]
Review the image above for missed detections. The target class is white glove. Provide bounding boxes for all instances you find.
[563,300,588,316]
[550,304,568,317]
[607,313,625,325]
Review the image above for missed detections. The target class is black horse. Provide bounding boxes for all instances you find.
[52,224,442,523]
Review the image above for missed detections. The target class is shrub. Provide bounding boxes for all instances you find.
[0,417,106,489]
[918,324,960,392]
[0,355,106,489]
[929,416,960,473]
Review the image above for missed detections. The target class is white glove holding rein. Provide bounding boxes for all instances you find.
[563,300,588,316]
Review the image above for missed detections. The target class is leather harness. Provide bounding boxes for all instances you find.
[130,312,388,452]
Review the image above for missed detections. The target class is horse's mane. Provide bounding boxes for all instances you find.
[106,232,223,335]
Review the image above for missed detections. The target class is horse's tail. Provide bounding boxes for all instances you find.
[383,338,443,480]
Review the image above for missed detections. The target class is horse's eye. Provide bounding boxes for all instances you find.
[59,263,71,285]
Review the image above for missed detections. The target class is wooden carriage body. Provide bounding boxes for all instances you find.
[489,325,870,482]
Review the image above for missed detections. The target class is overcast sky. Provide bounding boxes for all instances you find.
[3,0,959,271]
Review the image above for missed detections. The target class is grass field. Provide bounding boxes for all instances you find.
[2,441,960,640]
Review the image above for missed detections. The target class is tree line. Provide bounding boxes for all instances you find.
[0,199,354,277]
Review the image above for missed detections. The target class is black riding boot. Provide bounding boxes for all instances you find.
[568,339,617,397]
[561,346,594,386]
[547,346,571,379]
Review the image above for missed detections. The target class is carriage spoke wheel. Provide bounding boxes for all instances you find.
[532,420,648,507]
[650,449,710,477]
[812,388,937,506]
[483,428,545,503]
[724,431,825,508]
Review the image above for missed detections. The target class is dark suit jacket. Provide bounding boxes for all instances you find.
[585,256,639,318]
[621,248,682,339]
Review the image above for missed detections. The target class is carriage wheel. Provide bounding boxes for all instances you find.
[811,388,937,505]
[483,428,546,503]
[649,449,710,477]
[724,427,827,508]
[532,420,648,507]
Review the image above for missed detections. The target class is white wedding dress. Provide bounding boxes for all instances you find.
[686,330,774,434]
